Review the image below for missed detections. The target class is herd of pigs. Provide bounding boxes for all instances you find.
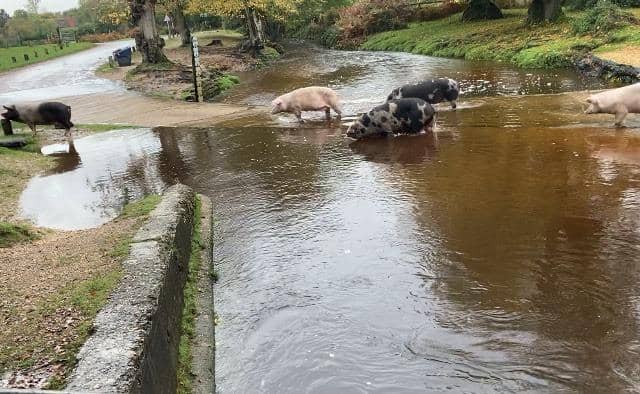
[1,79,639,145]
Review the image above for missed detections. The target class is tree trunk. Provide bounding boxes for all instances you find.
[527,0,563,23]
[173,6,191,47]
[243,7,265,55]
[130,0,168,64]
[462,0,503,21]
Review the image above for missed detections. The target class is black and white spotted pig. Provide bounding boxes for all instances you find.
[387,78,459,109]
[1,102,74,135]
[346,98,436,140]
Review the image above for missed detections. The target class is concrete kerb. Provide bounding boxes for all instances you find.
[66,183,196,394]
[192,195,215,394]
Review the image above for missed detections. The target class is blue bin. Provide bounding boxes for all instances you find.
[113,46,132,66]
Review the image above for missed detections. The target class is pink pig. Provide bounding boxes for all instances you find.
[271,86,342,122]
[584,83,640,126]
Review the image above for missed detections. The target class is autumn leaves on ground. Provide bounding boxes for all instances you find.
[0,126,159,388]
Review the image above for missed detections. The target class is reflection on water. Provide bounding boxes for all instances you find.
[20,129,165,230]
[18,46,640,392]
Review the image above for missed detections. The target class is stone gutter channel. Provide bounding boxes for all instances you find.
[1,184,215,394]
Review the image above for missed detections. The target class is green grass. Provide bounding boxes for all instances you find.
[177,196,203,394]
[593,24,640,53]
[5,123,138,136]
[0,221,40,248]
[0,42,94,72]
[119,194,161,219]
[215,74,240,92]
[362,8,640,69]
[107,194,161,259]
[0,133,40,152]
[76,123,139,132]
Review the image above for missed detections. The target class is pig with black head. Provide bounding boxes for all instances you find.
[347,98,436,140]
[2,102,74,136]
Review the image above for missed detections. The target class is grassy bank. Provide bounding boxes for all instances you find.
[0,42,94,72]
[177,196,202,394]
[362,8,640,69]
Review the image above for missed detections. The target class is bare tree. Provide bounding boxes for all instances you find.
[25,0,41,14]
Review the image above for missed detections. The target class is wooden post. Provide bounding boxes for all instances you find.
[191,36,203,102]
[1,119,14,136]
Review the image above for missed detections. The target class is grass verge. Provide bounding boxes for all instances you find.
[0,194,161,389]
[0,222,40,248]
[177,195,202,394]
[361,8,640,69]
[0,43,94,72]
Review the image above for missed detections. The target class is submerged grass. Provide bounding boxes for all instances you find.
[362,8,640,68]
[177,196,203,394]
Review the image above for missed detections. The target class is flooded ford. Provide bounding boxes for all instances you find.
[17,45,640,392]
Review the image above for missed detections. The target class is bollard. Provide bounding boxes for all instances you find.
[1,119,14,136]
[24,53,29,61]
[191,37,203,102]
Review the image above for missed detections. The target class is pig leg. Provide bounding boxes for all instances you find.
[330,104,342,119]
[614,107,628,127]
[424,115,437,133]
[325,107,331,121]
[450,100,457,110]
[294,109,304,123]
[28,123,37,134]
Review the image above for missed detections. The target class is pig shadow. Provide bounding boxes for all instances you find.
[349,132,439,165]
[45,142,82,175]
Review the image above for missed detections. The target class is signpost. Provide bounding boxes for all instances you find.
[191,37,203,103]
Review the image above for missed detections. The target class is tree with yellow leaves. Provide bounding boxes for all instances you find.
[187,0,298,53]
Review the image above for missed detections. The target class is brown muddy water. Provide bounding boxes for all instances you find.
[19,47,640,392]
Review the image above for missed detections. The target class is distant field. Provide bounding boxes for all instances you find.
[0,42,94,72]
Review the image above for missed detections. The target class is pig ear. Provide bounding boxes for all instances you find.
[586,98,592,103]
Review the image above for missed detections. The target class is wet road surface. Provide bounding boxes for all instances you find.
[14,45,640,392]
[0,40,133,104]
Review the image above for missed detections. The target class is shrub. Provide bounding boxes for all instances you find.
[571,0,638,35]
[336,0,411,47]
[79,30,133,43]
